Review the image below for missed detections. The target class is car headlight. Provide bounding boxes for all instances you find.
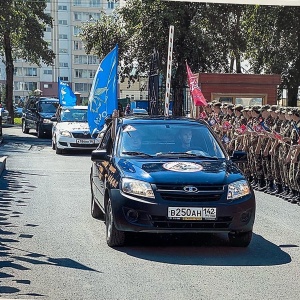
[42,118,52,124]
[121,178,154,198]
[59,130,72,137]
[227,180,251,200]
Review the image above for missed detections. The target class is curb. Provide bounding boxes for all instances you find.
[0,155,7,177]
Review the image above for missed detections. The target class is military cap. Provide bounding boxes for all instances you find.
[241,107,249,112]
[251,105,261,113]
[234,104,244,111]
[267,105,278,112]
[261,104,271,111]
[214,102,222,107]
[294,108,300,117]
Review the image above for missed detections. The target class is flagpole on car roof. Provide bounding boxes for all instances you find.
[164,25,174,117]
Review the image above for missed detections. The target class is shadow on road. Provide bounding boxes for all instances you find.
[0,169,101,297]
[116,232,292,266]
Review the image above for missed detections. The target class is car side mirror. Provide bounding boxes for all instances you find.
[230,150,247,162]
[91,149,109,162]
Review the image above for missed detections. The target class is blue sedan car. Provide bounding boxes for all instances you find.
[90,116,255,247]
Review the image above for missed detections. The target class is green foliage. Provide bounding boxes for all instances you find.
[0,0,55,123]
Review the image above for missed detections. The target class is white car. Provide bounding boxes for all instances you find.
[51,106,100,154]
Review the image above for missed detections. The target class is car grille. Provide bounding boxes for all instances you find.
[155,184,224,202]
[72,132,92,138]
[70,143,97,148]
[150,216,232,229]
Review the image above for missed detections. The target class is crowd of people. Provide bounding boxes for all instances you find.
[198,102,300,206]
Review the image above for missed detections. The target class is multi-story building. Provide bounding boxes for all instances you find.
[0,0,147,106]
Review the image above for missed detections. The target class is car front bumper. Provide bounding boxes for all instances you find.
[57,136,99,150]
[110,189,256,234]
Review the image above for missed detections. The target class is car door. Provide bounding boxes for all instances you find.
[93,127,113,208]
[26,99,38,129]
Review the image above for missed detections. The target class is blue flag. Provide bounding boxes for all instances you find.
[58,79,77,106]
[88,44,118,136]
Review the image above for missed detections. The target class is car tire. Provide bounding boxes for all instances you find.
[91,190,104,220]
[228,230,252,247]
[106,198,125,247]
[52,138,55,150]
[55,142,63,155]
[22,120,29,134]
[37,124,44,138]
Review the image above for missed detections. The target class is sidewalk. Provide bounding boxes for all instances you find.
[0,128,7,177]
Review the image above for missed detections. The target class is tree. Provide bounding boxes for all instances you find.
[0,0,55,123]
[244,5,300,106]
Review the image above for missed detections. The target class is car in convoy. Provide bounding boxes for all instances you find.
[14,106,23,118]
[90,116,256,248]
[51,105,100,154]
[22,97,59,138]
[131,108,148,115]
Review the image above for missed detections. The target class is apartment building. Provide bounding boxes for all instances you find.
[0,0,147,106]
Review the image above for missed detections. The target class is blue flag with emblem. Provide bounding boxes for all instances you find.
[88,44,118,137]
[58,79,77,106]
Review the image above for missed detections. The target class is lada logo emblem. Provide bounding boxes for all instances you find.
[183,186,198,193]
[83,131,89,135]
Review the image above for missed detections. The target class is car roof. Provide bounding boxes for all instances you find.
[60,106,87,110]
[119,115,206,126]
[39,98,59,102]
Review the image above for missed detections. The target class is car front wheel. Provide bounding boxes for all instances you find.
[228,231,252,247]
[91,189,104,220]
[37,124,44,138]
[106,198,125,247]
[22,120,29,134]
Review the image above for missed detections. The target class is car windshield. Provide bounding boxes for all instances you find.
[60,108,87,122]
[39,101,59,113]
[118,123,225,159]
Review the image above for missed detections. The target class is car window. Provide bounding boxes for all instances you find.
[118,123,225,158]
[39,101,59,113]
[60,109,87,122]
[99,127,113,154]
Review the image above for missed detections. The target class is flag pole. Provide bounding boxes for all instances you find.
[164,25,174,117]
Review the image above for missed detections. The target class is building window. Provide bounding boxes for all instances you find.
[44,27,51,32]
[59,20,68,25]
[74,41,83,50]
[74,12,82,21]
[73,0,82,6]
[59,63,69,67]
[59,34,68,39]
[107,1,115,9]
[59,77,69,81]
[14,67,23,76]
[24,67,37,76]
[75,83,93,92]
[73,26,82,36]
[59,48,68,53]
[58,5,67,10]
[44,84,53,89]
[90,0,101,8]
[44,69,52,75]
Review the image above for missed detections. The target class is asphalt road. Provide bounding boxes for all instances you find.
[0,125,300,300]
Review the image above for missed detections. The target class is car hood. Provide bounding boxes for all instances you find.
[116,158,244,185]
[56,122,90,132]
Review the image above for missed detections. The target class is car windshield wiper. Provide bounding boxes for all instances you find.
[156,152,219,160]
[122,151,153,157]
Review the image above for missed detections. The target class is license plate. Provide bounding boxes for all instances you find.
[76,139,94,144]
[168,207,217,220]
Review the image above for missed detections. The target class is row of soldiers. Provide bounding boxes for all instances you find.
[199,102,300,205]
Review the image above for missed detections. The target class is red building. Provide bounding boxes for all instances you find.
[198,73,281,106]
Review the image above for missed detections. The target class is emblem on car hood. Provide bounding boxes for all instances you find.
[162,162,203,172]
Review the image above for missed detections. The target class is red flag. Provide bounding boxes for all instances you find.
[186,62,208,106]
